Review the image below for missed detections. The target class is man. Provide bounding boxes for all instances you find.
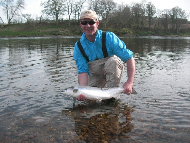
[73,10,135,101]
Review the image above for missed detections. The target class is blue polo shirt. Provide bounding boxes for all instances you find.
[73,29,133,75]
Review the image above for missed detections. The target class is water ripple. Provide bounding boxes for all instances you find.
[0,37,190,143]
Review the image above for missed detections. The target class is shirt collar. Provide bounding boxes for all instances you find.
[81,29,100,42]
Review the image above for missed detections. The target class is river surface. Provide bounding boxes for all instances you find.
[0,36,190,143]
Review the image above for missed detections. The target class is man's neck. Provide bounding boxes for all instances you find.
[85,31,97,42]
[86,35,95,42]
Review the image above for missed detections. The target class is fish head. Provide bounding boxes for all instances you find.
[63,87,80,98]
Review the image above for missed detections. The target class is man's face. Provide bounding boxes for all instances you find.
[80,18,99,36]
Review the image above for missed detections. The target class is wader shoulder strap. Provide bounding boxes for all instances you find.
[77,31,107,62]
[102,31,108,58]
[77,40,89,62]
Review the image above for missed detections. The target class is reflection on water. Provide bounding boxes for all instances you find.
[63,102,134,142]
[0,36,190,143]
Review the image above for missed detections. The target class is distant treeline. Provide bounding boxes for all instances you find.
[1,0,190,35]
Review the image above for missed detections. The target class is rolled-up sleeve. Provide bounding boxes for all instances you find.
[106,32,133,62]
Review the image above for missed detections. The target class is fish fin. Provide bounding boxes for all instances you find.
[132,88,137,94]
[73,98,76,107]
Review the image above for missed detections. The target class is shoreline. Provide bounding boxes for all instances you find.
[1,34,190,39]
[0,23,190,38]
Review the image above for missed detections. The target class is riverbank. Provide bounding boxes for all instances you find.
[0,23,190,37]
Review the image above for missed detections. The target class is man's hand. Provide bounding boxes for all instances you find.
[123,82,133,95]
[76,94,87,101]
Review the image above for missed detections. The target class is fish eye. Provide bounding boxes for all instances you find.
[73,89,78,93]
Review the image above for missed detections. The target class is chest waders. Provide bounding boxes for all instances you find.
[77,31,124,88]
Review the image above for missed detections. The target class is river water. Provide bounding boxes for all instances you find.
[0,36,190,143]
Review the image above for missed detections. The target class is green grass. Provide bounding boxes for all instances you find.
[0,23,190,37]
[0,23,83,37]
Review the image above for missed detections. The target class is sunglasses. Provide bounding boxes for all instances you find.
[80,21,96,25]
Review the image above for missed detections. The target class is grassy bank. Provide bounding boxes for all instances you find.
[0,23,83,37]
[0,23,190,37]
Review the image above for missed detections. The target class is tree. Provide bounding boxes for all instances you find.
[66,0,73,25]
[170,6,187,33]
[0,0,25,24]
[131,2,145,29]
[73,0,86,21]
[89,0,116,27]
[160,9,170,33]
[0,17,4,23]
[121,5,132,28]
[109,4,132,28]
[41,0,66,25]
[65,0,86,24]
[146,2,156,29]
[22,14,31,23]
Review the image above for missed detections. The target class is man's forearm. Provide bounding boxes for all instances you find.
[78,72,88,86]
[126,57,135,84]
